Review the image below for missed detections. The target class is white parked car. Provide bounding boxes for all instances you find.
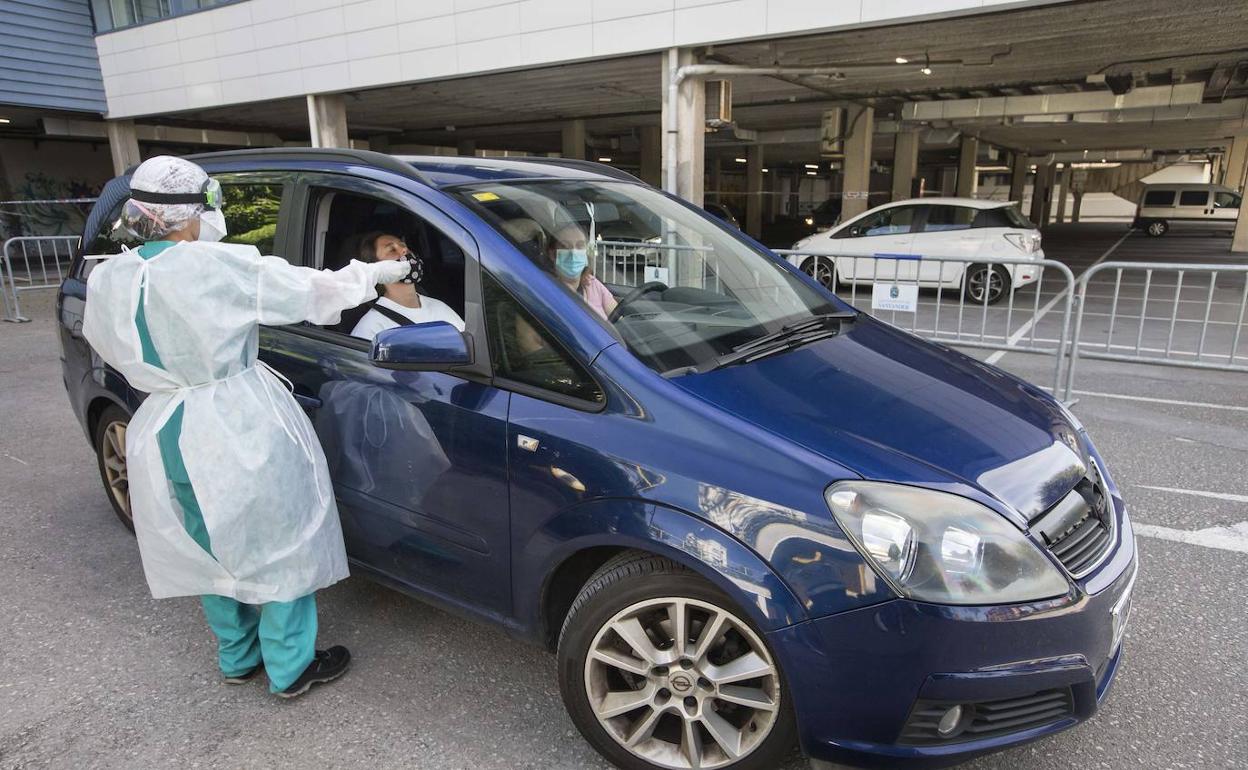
[786,197,1044,304]
[1133,183,1241,237]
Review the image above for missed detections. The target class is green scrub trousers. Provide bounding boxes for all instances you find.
[137,241,317,692]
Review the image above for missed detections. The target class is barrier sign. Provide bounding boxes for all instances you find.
[871,283,918,312]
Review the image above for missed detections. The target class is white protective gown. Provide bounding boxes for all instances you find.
[83,241,392,604]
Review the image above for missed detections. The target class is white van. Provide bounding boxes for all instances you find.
[1133,183,1241,236]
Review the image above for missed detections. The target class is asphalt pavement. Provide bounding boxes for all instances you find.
[2,223,1247,769]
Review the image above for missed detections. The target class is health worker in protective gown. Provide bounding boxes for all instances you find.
[82,156,411,698]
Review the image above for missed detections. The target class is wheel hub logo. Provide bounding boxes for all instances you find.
[669,674,693,693]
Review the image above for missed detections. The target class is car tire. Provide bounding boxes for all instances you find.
[963,264,1011,305]
[1145,220,1169,237]
[557,551,797,770]
[93,404,135,533]
[800,256,837,291]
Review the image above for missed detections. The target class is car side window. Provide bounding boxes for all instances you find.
[923,205,976,232]
[305,188,468,341]
[481,271,604,406]
[1143,189,1174,206]
[843,206,917,237]
[1213,192,1241,209]
[220,183,284,253]
[1178,190,1209,207]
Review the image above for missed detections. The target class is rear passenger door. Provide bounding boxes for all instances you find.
[1175,189,1212,232]
[913,204,978,284]
[258,174,514,617]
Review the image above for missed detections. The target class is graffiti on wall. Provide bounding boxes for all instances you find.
[1,172,99,240]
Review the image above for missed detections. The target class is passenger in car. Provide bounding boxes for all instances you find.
[546,224,617,321]
[350,231,465,340]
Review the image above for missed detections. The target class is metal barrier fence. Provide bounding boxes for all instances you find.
[2,236,81,323]
[1063,261,1248,400]
[775,251,1075,394]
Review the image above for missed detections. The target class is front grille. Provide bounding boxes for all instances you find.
[1048,511,1112,573]
[1031,461,1114,577]
[899,687,1075,745]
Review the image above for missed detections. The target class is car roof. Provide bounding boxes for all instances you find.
[876,197,1015,210]
[181,148,640,189]
[1142,182,1235,192]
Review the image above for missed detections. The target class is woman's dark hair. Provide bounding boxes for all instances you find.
[356,231,393,263]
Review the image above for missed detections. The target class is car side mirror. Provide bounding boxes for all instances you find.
[371,322,473,371]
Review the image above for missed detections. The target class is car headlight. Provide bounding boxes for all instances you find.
[826,481,1070,605]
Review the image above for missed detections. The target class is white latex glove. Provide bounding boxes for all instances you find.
[371,259,411,284]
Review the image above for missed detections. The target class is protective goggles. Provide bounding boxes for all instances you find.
[128,177,223,210]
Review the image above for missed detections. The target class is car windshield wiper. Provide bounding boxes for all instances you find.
[695,313,854,374]
[728,312,856,355]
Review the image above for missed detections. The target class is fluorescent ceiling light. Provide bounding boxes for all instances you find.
[0,117,10,124]
[895,56,908,64]
[597,157,612,162]
[920,66,933,75]
[734,157,747,163]
[806,171,817,176]
[804,163,819,169]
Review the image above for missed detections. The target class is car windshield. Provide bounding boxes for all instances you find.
[453,179,845,375]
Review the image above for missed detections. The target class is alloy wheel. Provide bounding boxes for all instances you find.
[801,258,835,289]
[101,420,132,525]
[583,597,781,769]
[967,266,1004,304]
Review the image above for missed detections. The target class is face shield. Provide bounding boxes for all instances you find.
[122,175,227,242]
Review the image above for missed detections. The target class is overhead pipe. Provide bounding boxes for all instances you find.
[664,57,850,195]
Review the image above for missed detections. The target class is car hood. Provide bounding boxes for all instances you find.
[670,317,1087,520]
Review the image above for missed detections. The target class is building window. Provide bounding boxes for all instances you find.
[92,0,237,33]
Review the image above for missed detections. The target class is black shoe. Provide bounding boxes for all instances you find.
[277,646,351,699]
[223,665,262,685]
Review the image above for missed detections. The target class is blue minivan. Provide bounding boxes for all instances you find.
[58,149,1136,770]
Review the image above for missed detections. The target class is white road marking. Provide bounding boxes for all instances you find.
[985,230,1133,365]
[1136,485,1248,504]
[1067,389,1248,413]
[1133,521,1248,554]
[3,454,28,465]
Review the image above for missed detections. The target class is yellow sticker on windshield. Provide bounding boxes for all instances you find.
[472,191,500,202]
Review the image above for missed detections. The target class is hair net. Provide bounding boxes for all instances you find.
[120,156,216,241]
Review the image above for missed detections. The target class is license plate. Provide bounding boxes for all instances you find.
[1110,564,1137,654]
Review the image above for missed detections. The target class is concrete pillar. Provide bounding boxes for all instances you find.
[1030,163,1056,228]
[665,48,705,204]
[106,119,141,175]
[1008,152,1028,203]
[456,139,477,157]
[939,166,957,196]
[955,135,979,198]
[561,120,586,160]
[1225,134,1248,194]
[708,156,722,201]
[1072,191,1084,223]
[306,94,349,148]
[639,124,661,187]
[745,145,764,238]
[892,130,920,201]
[1055,164,1072,224]
[1233,199,1248,253]
[840,104,874,220]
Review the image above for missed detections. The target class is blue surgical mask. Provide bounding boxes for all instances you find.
[555,248,588,279]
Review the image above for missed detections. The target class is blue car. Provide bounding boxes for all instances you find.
[58,149,1135,770]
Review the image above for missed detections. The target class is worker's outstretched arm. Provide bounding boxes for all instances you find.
[255,256,409,326]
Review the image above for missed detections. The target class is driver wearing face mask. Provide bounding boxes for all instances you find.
[349,231,465,340]
[548,225,617,321]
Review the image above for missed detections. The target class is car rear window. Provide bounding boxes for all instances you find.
[1178,190,1209,207]
[923,205,975,231]
[1143,189,1175,206]
[972,205,1034,229]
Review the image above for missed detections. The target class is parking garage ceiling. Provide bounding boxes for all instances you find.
[155,0,1248,161]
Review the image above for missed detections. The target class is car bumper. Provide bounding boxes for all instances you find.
[770,505,1137,769]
